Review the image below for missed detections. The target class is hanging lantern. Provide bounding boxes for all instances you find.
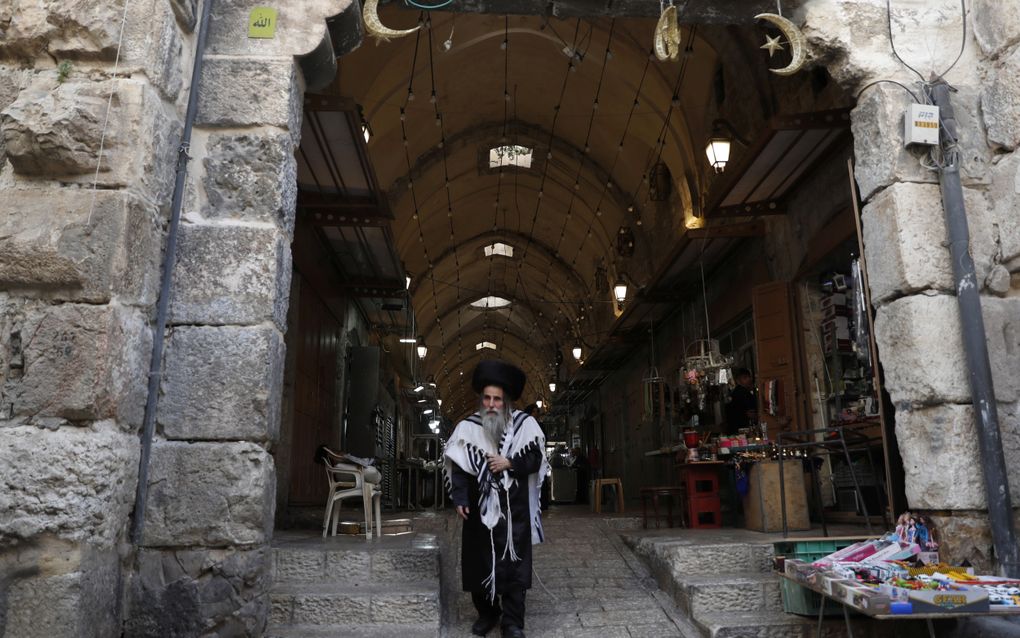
[572,342,582,361]
[705,136,731,172]
[613,277,628,304]
[549,381,557,393]
[416,335,428,359]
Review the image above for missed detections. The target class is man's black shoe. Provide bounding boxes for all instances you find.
[502,626,526,638]
[471,614,500,636]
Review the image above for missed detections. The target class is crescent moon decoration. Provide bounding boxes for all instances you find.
[654,4,681,62]
[364,0,420,43]
[754,13,807,76]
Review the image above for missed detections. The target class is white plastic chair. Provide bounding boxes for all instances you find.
[320,449,382,540]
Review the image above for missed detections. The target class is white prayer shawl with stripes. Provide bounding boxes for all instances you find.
[443,410,548,598]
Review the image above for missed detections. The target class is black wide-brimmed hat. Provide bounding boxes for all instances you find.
[472,359,526,401]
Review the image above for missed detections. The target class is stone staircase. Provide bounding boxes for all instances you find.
[623,535,897,638]
[266,531,441,638]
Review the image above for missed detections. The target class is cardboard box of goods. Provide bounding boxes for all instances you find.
[831,582,892,614]
[906,587,989,614]
[821,575,856,596]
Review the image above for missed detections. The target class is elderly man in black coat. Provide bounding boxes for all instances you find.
[444,360,548,638]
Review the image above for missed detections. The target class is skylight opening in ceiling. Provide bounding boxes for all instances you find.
[483,242,515,258]
[476,341,498,350]
[470,296,512,309]
[489,145,533,169]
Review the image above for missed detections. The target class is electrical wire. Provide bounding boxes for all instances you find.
[935,0,967,80]
[87,0,131,225]
[885,0,927,82]
[854,79,920,103]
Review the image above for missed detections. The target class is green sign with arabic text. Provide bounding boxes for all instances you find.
[248,7,277,39]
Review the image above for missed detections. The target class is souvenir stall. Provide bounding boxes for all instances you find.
[779,515,1020,636]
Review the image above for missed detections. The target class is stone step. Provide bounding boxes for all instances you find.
[269,582,440,629]
[694,610,821,638]
[265,622,439,638]
[273,544,439,586]
[674,572,783,618]
[693,610,934,638]
[628,537,775,576]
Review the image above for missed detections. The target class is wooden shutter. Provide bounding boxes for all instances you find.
[752,281,806,436]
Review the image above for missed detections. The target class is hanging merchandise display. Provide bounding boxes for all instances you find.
[764,378,779,417]
[680,339,734,410]
[679,257,734,411]
[850,258,871,368]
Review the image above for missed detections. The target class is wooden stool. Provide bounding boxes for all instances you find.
[640,486,686,529]
[593,478,624,513]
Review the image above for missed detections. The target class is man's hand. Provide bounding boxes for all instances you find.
[456,505,470,521]
[487,453,512,474]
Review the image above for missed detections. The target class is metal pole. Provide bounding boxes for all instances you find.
[931,79,1020,577]
[130,0,215,545]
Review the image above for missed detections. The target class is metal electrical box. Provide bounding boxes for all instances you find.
[904,103,940,146]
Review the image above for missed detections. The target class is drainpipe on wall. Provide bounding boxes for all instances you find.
[930,79,1020,577]
[130,0,215,545]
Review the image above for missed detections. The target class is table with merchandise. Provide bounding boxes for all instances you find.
[779,532,1020,637]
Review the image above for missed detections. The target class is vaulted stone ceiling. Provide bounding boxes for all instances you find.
[338,7,724,416]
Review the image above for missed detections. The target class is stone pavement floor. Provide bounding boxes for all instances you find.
[429,506,693,638]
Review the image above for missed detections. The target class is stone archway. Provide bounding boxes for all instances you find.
[2,1,1020,634]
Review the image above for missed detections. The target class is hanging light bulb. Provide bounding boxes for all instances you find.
[357,105,372,143]
[549,381,557,393]
[572,342,582,361]
[416,336,428,359]
[536,399,544,409]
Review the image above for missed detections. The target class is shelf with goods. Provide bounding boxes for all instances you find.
[818,271,888,517]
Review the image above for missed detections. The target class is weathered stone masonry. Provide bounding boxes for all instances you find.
[0,1,346,635]
[804,0,1020,567]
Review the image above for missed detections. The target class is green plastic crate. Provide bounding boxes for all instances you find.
[773,538,866,616]
[773,538,860,562]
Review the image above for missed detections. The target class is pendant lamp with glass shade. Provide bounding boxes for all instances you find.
[613,277,628,305]
[416,335,428,359]
[705,136,730,172]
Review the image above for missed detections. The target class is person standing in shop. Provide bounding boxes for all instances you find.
[725,368,758,435]
[444,360,549,638]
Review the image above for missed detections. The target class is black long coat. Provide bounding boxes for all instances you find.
[449,436,544,593]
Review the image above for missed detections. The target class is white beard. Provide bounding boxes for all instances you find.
[480,409,507,449]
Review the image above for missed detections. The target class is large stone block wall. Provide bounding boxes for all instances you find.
[0,0,349,635]
[804,0,1020,569]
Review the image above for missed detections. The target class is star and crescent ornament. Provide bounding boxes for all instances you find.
[363,0,420,43]
[761,33,784,57]
[754,13,808,76]
[654,3,682,62]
